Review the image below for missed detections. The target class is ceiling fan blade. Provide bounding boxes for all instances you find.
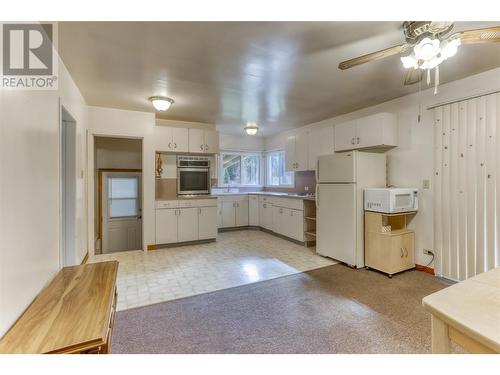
[338,44,410,70]
[404,68,422,86]
[449,26,500,44]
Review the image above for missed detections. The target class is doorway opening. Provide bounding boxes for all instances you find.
[60,107,77,267]
[94,137,143,254]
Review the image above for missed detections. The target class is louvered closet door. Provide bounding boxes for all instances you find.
[433,92,500,281]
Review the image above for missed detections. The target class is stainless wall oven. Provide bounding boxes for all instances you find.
[177,156,211,195]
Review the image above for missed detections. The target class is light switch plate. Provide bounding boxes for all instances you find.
[422,179,430,189]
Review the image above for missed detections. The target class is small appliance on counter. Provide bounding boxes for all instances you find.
[177,155,211,195]
[364,187,418,214]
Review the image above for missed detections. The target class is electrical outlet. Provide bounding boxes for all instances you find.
[423,248,433,256]
[304,186,309,191]
[422,179,430,189]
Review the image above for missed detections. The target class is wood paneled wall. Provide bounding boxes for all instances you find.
[433,92,500,281]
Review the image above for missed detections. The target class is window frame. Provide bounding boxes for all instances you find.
[108,176,140,219]
[218,151,264,187]
[265,150,295,188]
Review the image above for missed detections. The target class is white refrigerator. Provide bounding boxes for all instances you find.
[315,151,386,267]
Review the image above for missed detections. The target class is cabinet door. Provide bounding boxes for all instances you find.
[155,126,173,152]
[289,209,304,241]
[171,127,189,152]
[390,232,415,273]
[260,203,273,230]
[217,199,223,228]
[272,206,286,235]
[294,131,308,171]
[188,128,206,153]
[177,207,198,242]
[284,135,296,172]
[155,209,177,244]
[248,195,259,226]
[334,120,357,152]
[356,115,382,149]
[204,130,219,154]
[235,199,249,227]
[199,206,217,240]
[308,126,334,170]
[221,200,236,228]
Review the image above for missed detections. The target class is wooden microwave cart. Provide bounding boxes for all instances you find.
[364,211,416,277]
[0,261,118,354]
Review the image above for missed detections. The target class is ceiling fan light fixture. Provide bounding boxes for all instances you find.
[244,122,259,135]
[440,38,461,59]
[414,37,441,61]
[400,54,419,69]
[149,96,174,111]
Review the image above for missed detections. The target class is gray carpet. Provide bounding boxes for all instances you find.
[112,264,456,354]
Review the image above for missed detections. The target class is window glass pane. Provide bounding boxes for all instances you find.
[109,177,137,198]
[241,154,259,185]
[266,151,294,187]
[222,154,241,185]
[110,198,137,217]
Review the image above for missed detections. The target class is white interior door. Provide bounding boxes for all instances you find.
[102,172,142,253]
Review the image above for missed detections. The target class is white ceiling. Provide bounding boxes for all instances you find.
[59,21,500,136]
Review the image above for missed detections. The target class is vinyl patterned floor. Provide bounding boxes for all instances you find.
[89,230,335,311]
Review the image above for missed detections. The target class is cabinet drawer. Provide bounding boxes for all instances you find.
[272,197,304,211]
[156,200,178,209]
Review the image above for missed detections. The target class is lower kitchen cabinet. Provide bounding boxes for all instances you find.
[155,199,217,245]
[155,208,178,244]
[272,206,304,241]
[219,195,249,228]
[199,206,218,240]
[177,207,198,242]
[249,194,259,226]
[259,197,274,230]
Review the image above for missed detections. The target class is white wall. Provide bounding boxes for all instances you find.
[87,107,155,255]
[0,60,88,337]
[219,133,266,152]
[95,137,142,170]
[264,67,500,268]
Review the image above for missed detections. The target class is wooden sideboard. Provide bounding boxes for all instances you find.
[0,261,118,354]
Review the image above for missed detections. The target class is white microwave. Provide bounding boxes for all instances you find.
[364,188,418,213]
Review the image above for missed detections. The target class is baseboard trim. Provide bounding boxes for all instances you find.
[151,239,216,250]
[81,252,89,264]
[415,264,435,275]
[147,244,157,251]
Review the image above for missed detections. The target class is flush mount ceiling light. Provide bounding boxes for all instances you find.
[148,96,174,111]
[244,122,259,135]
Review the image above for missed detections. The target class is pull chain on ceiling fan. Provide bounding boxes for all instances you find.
[338,22,500,94]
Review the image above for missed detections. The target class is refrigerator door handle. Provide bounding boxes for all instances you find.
[316,158,319,183]
[315,184,319,209]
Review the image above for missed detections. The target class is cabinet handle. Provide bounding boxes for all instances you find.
[205,144,209,151]
[174,143,177,149]
[279,208,283,214]
[351,138,355,145]
[200,145,204,150]
[296,162,299,168]
[356,137,360,144]
[404,247,408,257]
[263,203,267,208]
[400,248,404,258]
[168,142,172,149]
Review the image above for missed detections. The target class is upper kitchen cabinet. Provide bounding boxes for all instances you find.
[307,125,334,170]
[285,130,308,172]
[334,113,397,152]
[155,126,189,152]
[188,129,220,154]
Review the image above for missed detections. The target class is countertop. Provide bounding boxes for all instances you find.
[158,191,316,201]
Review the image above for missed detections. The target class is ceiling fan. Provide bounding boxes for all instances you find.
[338,22,500,92]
